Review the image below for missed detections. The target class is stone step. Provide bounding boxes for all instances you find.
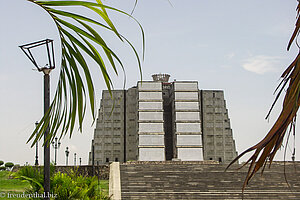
[119,162,300,200]
[121,192,300,200]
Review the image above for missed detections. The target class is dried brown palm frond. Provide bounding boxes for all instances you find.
[226,1,300,193]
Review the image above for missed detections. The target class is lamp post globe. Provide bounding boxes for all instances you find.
[65,147,69,166]
[52,137,61,165]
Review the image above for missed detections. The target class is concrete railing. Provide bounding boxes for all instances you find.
[109,162,121,200]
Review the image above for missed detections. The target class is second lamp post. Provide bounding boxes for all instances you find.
[52,137,61,165]
[65,147,69,166]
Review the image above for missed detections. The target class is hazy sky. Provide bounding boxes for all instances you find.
[0,0,298,165]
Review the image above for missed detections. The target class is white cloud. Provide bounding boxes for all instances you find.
[225,52,235,60]
[242,55,281,74]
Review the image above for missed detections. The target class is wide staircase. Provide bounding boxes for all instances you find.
[119,161,300,200]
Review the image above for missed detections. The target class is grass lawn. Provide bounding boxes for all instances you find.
[0,170,31,199]
[0,170,109,199]
[0,170,30,192]
[98,180,109,195]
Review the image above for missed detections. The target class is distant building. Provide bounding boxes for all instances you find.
[89,74,238,164]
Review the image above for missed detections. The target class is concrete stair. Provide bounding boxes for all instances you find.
[120,161,300,200]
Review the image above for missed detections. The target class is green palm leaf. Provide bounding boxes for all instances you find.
[26,0,144,146]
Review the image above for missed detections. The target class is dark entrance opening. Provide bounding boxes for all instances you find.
[163,83,173,160]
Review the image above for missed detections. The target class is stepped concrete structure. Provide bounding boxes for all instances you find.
[110,161,300,200]
[201,90,237,162]
[89,74,237,164]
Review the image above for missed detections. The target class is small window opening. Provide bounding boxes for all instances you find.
[106,158,109,163]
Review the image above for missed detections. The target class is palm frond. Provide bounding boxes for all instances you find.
[226,1,300,193]
[26,0,144,146]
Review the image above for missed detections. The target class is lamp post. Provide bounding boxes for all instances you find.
[292,148,296,161]
[19,39,55,200]
[34,121,39,166]
[52,137,61,165]
[65,147,69,166]
[92,139,95,176]
[74,153,77,166]
[79,158,82,166]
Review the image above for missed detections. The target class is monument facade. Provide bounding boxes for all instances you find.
[89,74,237,164]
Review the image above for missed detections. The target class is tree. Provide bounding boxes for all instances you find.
[25,0,144,146]
[0,161,4,171]
[21,2,143,197]
[5,162,14,170]
[227,1,300,192]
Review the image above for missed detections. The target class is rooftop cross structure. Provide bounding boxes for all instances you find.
[152,73,170,82]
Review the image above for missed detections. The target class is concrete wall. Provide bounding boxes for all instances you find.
[139,148,165,161]
[176,123,201,132]
[174,82,199,91]
[89,77,238,164]
[174,92,199,100]
[177,148,203,161]
[139,112,163,121]
[175,102,199,110]
[89,90,125,164]
[139,135,164,146]
[13,165,110,180]
[177,135,202,146]
[126,88,138,161]
[138,102,163,110]
[139,92,162,100]
[138,82,162,91]
[172,82,203,161]
[137,81,165,161]
[200,90,238,163]
[139,123,164,133]
[175,112,200,121]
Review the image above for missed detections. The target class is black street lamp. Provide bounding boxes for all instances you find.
[292,147,296,161]
[52,137,61,165]
[19,39,55,200]
[65,147,69,166]
[34,121,39,166]
[92,139,95,176]
[74,153,77,166]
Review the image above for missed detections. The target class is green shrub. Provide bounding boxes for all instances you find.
[14,164,55,195]
[0,166,6,171]
[52,170,110,199]
[13,165,110,200]
[14,165,45,194]
[0,160,4,166]
[5,162,14,170]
